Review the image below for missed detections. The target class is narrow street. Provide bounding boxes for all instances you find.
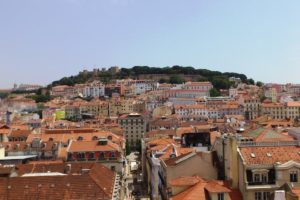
[121,152,150,200]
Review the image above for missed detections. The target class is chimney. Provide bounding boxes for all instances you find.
[65,164,72,174]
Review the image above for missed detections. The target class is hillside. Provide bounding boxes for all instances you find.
[49,65,254,90]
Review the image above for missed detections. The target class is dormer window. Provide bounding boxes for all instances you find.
[98,138,108,146]
[92,136,98,141]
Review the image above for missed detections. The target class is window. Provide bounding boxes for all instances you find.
[262,173,268,183]
[217,193,224,200]
[263,192,270,200]
[77,152,85,160]
[110,152,115,158]
[290,171,298,182]
[255,192,262,200]
[254,174,261,182]
[110,166,116,171]
[99,152,105,160]
[89,152,95,160]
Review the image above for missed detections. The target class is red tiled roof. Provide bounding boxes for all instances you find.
[171,179,208,200]
[0,163,116,200]
[205,180,231,193]
[239,146,300,165]
[170,177,243,200]
[68,140,120,152]
[169,176,204,186]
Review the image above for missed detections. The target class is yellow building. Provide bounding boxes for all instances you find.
[55,110,65,120]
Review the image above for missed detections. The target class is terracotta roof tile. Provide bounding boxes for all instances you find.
[169,176,204,186]
[239,145,300,165]
[68,140,120,152]
[0,163,116,200]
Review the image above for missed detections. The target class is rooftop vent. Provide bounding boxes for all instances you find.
[267,153,272,157]
[250,153,256,158]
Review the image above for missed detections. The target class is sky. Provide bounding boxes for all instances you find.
[0,0,300,88]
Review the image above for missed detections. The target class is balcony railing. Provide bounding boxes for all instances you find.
[247,180,276,186]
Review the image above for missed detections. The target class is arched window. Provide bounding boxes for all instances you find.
[77,136,83,141]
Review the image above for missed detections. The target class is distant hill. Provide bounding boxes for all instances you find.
[49,65,254,90]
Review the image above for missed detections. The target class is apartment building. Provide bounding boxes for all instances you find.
[123,80,159,95]
[82,82,105,98]
[79,100,109,117]
[67,137,124,173]
[51,85,77,97]
[163,89,210,98]
[243,96,261,120]
[238,143,300,200]
[174,102,243,119]
[264,88,278,103]
[183,81,213,91]
[118,113,147,148]
[261,101,300,120]
[160,151,218,199]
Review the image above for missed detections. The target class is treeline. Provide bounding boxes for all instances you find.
[119,66,248,82]
[47,65,256,94]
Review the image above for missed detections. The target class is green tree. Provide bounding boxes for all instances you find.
[211,76,231,90]
[136,140,142,153]
[0,92,9,99]
[169,75,184,84]
[159,78,168,83]
[247,78,255,85]
[125,141,131,156]
[256,81,264,87]
[209,88,221,97]
[197,77,208,82]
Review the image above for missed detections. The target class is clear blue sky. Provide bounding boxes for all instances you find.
[0,0,299,88]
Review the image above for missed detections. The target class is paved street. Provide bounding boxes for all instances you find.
[121,152,150,200]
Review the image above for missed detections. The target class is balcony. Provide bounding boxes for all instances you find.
[248,180,276,186]
[246,181,278,190]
